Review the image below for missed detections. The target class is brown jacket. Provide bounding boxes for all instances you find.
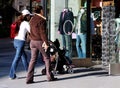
[30,14,49,45]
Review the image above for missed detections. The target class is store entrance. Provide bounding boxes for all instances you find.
[91,0,118,65]
[91,0,102,61]
[48,0,120,75]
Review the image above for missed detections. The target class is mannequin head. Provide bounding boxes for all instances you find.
[63,8,68,12]
[80,8,85,14]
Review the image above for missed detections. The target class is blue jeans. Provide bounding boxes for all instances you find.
[76,33,86,58]
[9,39,28,79]
[62,34,72,59]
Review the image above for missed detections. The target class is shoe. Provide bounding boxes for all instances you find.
[9,76,17,80]
[26,81,35,84]
[9,77,16,80]
[47,72,58,81]
[47,77,58,82]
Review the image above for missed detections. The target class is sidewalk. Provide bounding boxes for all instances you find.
[0,38,120,88]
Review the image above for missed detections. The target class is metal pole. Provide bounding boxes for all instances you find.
[30,0,32,13]
[86,0,91,58]
[44,0,47,17]
[41,0,47,17]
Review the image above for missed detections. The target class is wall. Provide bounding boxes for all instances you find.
[50,0,65,48]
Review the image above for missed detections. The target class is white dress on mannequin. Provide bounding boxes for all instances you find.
[115,18,120,62]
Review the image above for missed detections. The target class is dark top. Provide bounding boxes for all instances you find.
[58,10,74,34]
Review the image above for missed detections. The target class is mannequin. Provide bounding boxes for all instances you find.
[58,8,74,60]
[63,8,68,12]
[115,17,120,63]
[75,8,87,58]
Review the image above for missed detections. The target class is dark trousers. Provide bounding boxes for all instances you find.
[26,40,51,82]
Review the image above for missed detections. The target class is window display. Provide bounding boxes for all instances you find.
[75,7,87,58]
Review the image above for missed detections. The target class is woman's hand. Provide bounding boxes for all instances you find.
[42,42,49,52]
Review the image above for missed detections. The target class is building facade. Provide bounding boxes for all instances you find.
[1,0,120,59]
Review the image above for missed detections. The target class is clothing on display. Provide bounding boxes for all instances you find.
[90,16,95,35]
[115,18,120,63]
[58,8,74,59]
[75,8,87,58]
[75,8,87,34]
[58,8,74,35]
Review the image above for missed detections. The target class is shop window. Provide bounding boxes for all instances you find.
[81,0,87,7]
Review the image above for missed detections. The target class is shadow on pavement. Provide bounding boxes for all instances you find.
[0,38,44,79]
[73,67,103,73]
[58,68,108,81]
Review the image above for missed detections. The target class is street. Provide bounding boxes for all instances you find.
[0,38,120,88]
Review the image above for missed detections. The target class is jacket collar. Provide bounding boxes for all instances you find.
[35,13,46,20]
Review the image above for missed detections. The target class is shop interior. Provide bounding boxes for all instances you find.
[91,0,117,61]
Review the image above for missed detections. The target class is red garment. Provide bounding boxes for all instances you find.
[10,22,16,39]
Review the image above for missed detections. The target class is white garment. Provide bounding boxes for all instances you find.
[80,8,85,14]
[15,21,30,41]
[77,14,81,34]
[116,18,120,31]
[76,11,84,34]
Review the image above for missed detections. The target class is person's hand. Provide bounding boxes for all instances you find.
[58,31,60,34]
[42,42,49,52]
[68,32,71,35]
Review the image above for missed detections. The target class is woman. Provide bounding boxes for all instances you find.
[9,9,31,79]
[26,6,57,84]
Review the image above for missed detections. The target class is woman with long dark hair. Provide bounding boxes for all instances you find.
[9,9,31,79]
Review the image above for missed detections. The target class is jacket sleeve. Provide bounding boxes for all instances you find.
[58,12,62,32]
[39,19,49,45]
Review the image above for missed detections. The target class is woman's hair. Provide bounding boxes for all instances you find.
[34,5,43,13]
[14,13,30,35]
[15,15,23,34]
[23,14,30,21]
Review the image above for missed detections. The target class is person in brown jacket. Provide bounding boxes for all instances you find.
[26,5,57,84]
